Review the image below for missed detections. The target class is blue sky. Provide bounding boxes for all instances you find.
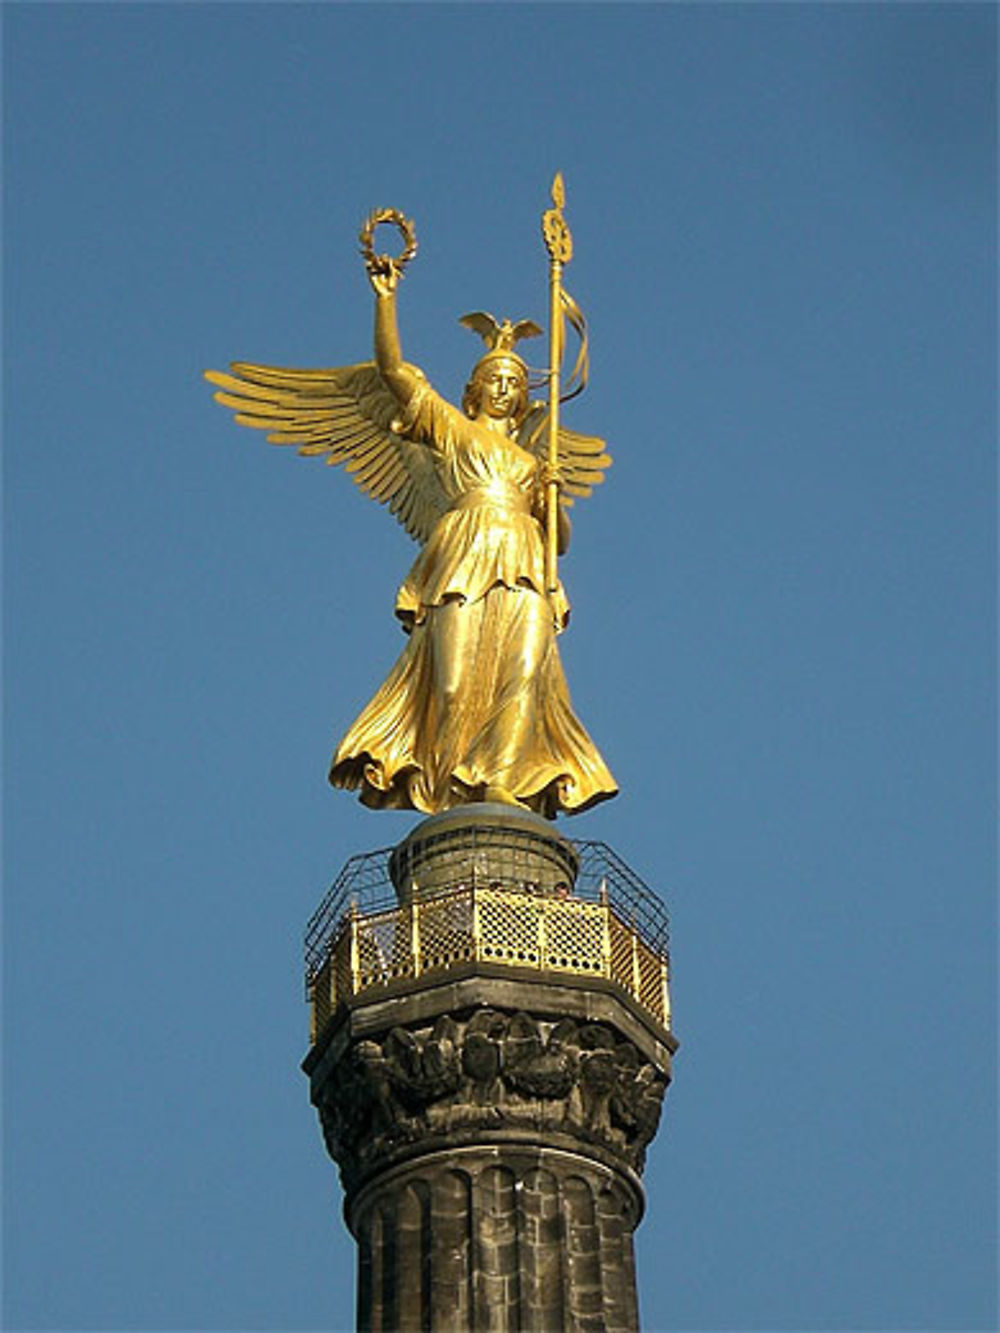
[3,3,996,1330]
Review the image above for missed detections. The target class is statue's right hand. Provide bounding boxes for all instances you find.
[367,256,399,299]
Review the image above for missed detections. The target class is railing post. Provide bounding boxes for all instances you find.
[631,931,641,1001]
[660,957,670,1029]
[600,883,612,981]
[471,886,481,962]
[349,901,361,995]
[411,899,421,978]
[319,952,335,1039]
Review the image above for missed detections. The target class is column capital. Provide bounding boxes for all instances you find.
[308,991,671,1205]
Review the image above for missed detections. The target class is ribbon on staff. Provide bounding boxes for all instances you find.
[558,286,589,403]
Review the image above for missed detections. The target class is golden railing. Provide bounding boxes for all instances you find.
[308,884,671,1043]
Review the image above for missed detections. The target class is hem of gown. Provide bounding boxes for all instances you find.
[329,753,618,820]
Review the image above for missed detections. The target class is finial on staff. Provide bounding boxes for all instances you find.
[542,172,573,265]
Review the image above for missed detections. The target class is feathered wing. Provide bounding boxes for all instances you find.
[204,361,448,543]
[517,402,612,505]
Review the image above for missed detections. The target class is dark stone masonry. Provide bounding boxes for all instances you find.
[304,807,676,1332]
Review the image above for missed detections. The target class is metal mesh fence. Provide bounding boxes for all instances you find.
[305,838,670,985]
[303,835,672,1040]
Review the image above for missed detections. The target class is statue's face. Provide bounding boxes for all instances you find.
[474,361,526,422]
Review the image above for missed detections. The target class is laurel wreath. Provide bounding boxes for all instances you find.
[359,208,418,276]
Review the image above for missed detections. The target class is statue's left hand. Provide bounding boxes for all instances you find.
[538,459,563,489]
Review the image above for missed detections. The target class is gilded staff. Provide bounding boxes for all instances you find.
[541,173,573,595]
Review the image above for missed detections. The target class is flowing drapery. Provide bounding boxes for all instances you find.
[329,386,616,817]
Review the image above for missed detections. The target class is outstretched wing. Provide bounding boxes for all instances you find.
[204,361,447,543]
[517,402,612,505]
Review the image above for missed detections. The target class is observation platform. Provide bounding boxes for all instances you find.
[305,804,672,1047]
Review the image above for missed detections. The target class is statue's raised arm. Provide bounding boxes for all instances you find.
[363,211,424,409]
[205,192,617,819]
[204,210,447,544]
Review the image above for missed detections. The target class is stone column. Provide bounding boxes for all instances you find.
[352,1147,641,1333]
[304,807,676,1332]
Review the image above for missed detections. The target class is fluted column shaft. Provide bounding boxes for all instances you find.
[351,1148,640,1333]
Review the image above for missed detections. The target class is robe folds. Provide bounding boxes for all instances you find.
[329,384,617,817]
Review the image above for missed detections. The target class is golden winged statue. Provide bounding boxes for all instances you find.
[205,204,617,818]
